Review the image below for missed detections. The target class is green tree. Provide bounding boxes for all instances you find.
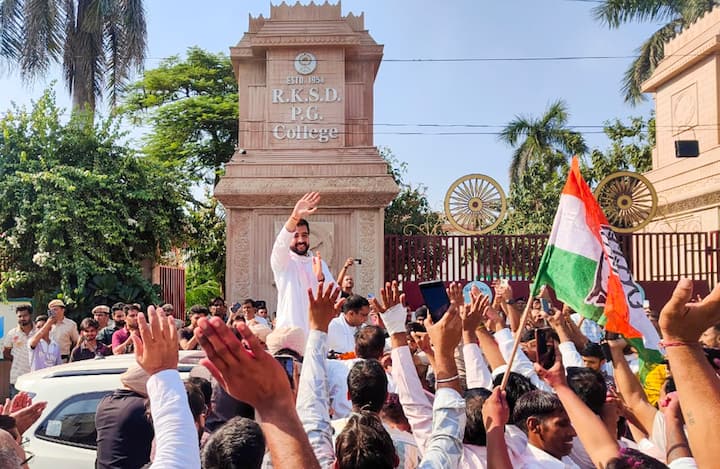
[121,47,238,185]
[499,100,587,184]
[0,0,147,112]
[587,115,655,184]
[185,193,226,295]
[592,0,717,104]
[0,90,188,314]
[381,148,442,235]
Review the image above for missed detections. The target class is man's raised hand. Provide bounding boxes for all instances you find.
[660,278,720,343]
[371,281,407,335]
[132,305,178,376]
[292,192,320,219]
[308,282,341,333]
[196,317,293,415]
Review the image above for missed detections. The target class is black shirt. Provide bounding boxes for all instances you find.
[95,389,153,469]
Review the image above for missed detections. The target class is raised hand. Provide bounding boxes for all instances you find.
[534,348,567,389]
[343,257,354,269]
[292,192,320,219]
[312,251,324,281]
[660,278,720,343]
[371,280,405,313]
[132,305,178,376]
[196,317,293,415]
[461,293,488,333]
[482,387,510,430]
[371,281,407,335]
[424,283,463,357]
[308,282,341,333]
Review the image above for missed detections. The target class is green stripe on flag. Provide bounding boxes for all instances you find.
[532,244,604,323]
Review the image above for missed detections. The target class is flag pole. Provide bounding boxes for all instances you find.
[500,285,544,391]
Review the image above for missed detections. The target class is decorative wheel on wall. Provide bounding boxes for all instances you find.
[444,174,507,234]
[594,171,658,233]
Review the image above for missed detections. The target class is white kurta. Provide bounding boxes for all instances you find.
[271,227,335,336]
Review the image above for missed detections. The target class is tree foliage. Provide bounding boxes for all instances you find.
[592,0,717,104]
[500,114,655,234]
[0,90,188,313]
[499,99,587,184]
[0,0,147,112]
[381,147,442,235]
[121,46,238,185]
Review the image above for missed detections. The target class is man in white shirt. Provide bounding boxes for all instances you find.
[512,390,580,468]
[2,304,35,396]
[28,315,63,371]
[271,192,334,335]
[327,294,370,354]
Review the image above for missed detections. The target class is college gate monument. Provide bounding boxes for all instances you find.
[215,2,398,312]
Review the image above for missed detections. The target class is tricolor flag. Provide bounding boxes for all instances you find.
[531,157,663,373]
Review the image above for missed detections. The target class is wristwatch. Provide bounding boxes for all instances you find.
[505,299,516,305]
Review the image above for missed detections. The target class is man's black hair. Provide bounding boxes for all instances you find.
[188,376,212,407]
[343,294,370,314]
[493,371,537,419]
[512,390,565,434]
[242,298,255,306]
[15,304,32,314]
[406,322,426,334]
[190,304,210,316]
[464,387,492,446]
[415,306,428,320]
[663,376,676,395]
[335,410,396,469]
[111,302,125,312]
[566,367,606,415]
[297,218,309,233]
[347,359,387,413]
[354,326,385,360]
[201,416,266,469]
[79,317,100,331]
[580,342,605,360]
[185,382,207,422]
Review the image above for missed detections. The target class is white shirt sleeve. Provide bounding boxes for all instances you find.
[493,328,553,392]
[668,457,699,469]
[391,345,434,453]
[147,369,201,469]
[463,343,493,389]
[558,342,585,369]
[270,227,293,273]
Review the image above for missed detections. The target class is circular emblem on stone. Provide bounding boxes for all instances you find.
[294,52,317,75]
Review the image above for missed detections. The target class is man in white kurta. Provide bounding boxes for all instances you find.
[272,192,335,336]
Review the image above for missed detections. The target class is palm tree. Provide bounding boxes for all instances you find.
[593,0,718,104]
[499,100,587,184]
[0,0,147,113]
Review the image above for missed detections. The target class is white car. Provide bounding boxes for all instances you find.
[14,351,203,469]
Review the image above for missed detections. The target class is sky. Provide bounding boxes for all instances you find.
[0,0,660,211]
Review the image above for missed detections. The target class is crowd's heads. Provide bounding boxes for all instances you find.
[290,219,310,256]
[700,323,720,349]
[92,305,110,326]
[335,410,398,469]
[201,416,266,469]
[189,304,210,325]
[267,326,306,359]
[379,392,410,433]
[414,306,428,323]
[463,387,492,446]
[606,447,668,469]
[354,325,386,360]
[493,371,536,416]
[513,390,576,460]
[125,304,140,329]
[343,295,370,327]
[347,359,388,413]
[34,314,48,330]
[210,298,226,318]
[0,415,19,443]
[249,323,272,347]
[580,342,606,371]
[111,303,126,327]
[242,299,257,319]
[342,275,354,290]
[566,367,607,415]
[120,365,150,397]
[185,381,207,442]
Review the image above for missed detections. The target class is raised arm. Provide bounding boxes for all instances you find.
[296,282,343,468]
[606,337,657,435]
[29,318,55,349]
[417,282,466,469]
[461,293,493,389]
[132,306,200,469]
[375,281,434,452]
[659,279,720,469]
[536,353,620,468]
[271,192,320,272]
[335,257,353,288]
[196,317,319,469]
[483,388,512,469]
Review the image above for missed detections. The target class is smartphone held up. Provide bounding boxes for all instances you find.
[418,280,450,323]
